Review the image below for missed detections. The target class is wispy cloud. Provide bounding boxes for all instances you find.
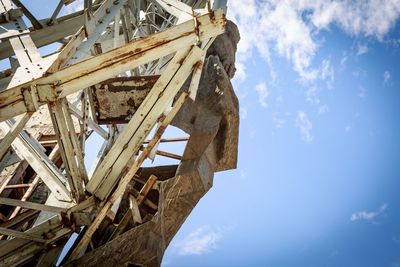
[356,43,369,56]
[174,226,222,256]
[233,62,247,83]
[255,82,269,108]
[350,204,388,222]
[228,0,400,82]
[340,52,348,67]
[306,86,320,105]
[320,58,335,88]
[384,71,392,85]
[296,111,313,143]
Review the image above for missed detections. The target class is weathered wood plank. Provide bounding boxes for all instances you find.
[0,10,225,122]
[0,122,72,201]
[48,100,85,201]
[0,210,39,229]
[69,104,108,140]
[0,227,46,243]
[87,46,203,200]
[48,0,128,72]
[68,91,189,260]
[0,197,67,213]
[0,113,31,161]
[129,195,142,224]
[136,175,157,205]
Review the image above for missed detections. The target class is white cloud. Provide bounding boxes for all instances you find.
[233,62,247,83]
[340,52,348,67]
[320,58,335,88]
[350,204,388,222]
[228,0,400,82]
[345,124,352,133]
[296,111,313,143]
[255,82,269,108]
[384,71,392,85]
[174,226,222,256]
[306,86,320,105]
[356,43,369,56]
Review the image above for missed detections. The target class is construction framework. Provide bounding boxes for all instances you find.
[0,0,239,266]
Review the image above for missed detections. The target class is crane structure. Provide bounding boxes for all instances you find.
[0,0,239,266]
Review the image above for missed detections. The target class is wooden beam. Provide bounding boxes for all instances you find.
[188,54,205,100]
[0,210,39,229]
[68,196,95,213]
[107,209,131,241]
[0,161,29,197]
[48,0,128,72]
[154,0,195,18]
[138,146,182,160]
[137,175,157,205]
[10,0,44,29]
[143,137,189,144]
[3,184,32,189]
[87,45,204,200]
[68,91,189,260]
[0,10,225,122]
[69,104,108,140]
[129,195,142,224]
[0,123,72,202]
[0,215,61,259]
[0,227,46,243]
[0,9,88,60]
[48,99,86,201]
[0,113,31,161]
[8,144,61,220]
[36,246,64,267]
[48,0,66,25]
[8,176,39,220]
[9,35,42,66]
[0,197,67,214]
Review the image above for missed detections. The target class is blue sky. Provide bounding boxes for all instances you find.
[2,1,400,266]
[162,1,400,267]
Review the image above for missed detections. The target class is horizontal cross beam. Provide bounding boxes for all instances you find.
[0,10,225,122]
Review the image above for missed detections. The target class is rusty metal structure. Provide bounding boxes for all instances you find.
[0,0,239,266]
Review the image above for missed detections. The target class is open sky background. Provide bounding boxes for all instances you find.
[163,1,400,266]
[2,1,400,266]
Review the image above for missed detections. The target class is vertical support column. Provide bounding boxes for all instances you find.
[48,99,87,202]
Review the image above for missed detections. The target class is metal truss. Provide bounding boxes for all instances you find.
[0,0,232,266]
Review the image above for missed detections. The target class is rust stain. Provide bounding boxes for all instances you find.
[127,97,135,107]
[194,60,203,71]
[59,30,194,87]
